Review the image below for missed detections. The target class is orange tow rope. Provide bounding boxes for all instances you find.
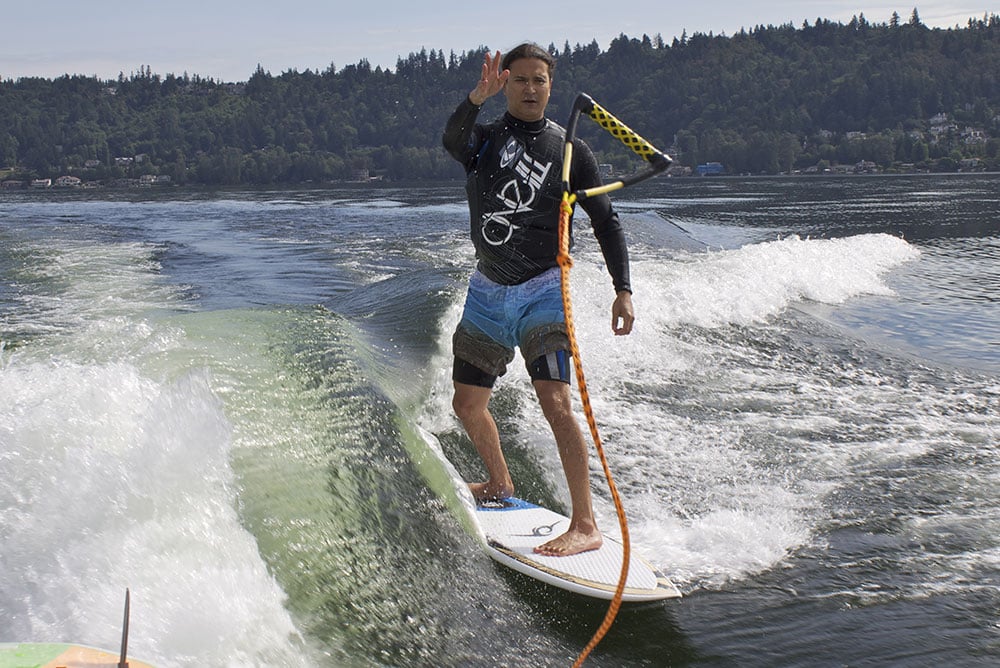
[557,194,631,667]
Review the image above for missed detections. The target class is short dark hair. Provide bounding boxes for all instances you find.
[502,43,556,74]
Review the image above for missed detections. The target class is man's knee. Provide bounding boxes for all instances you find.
[453,381,492,423]
[452,391,475,421]
[534,380,574,424]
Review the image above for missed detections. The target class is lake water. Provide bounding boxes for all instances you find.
[1,174,998,667]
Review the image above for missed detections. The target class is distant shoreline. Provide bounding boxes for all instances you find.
[3,170,999,203]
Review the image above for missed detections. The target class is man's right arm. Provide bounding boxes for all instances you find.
[442,97,483,168]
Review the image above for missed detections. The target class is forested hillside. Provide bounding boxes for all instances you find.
[2,10,999,186]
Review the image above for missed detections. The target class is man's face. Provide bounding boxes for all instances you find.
[503,57,551,122]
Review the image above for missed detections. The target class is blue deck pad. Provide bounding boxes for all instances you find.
[477,496,538,512]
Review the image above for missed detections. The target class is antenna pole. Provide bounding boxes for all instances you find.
[117,588,131,668]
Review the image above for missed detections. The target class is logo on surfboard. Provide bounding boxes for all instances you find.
[518,520,562,538]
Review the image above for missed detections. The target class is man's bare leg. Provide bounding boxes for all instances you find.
[453,381,515,502]
[532,379,603,556]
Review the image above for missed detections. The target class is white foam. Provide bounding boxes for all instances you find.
[530,232,925,587]
[0,359,304,665]
[0,237,307,666]
[632,233,919,329]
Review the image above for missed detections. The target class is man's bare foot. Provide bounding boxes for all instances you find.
[534,528,603,557]
[469,481,514,503]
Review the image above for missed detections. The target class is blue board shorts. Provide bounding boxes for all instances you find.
[453,268,571,388]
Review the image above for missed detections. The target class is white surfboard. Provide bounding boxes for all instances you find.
[475,497,681,602]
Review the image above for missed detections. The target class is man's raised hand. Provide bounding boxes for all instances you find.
[469,50,509,106]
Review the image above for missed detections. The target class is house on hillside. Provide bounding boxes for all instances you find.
[962,128,987,145]
[55,175,82,187]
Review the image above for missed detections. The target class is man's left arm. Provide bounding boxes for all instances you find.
[586,202,634,335]
[573,141,634,335]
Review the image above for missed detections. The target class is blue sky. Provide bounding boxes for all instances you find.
[1,1,990,82]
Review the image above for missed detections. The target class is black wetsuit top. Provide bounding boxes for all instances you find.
[442,97,631,293]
